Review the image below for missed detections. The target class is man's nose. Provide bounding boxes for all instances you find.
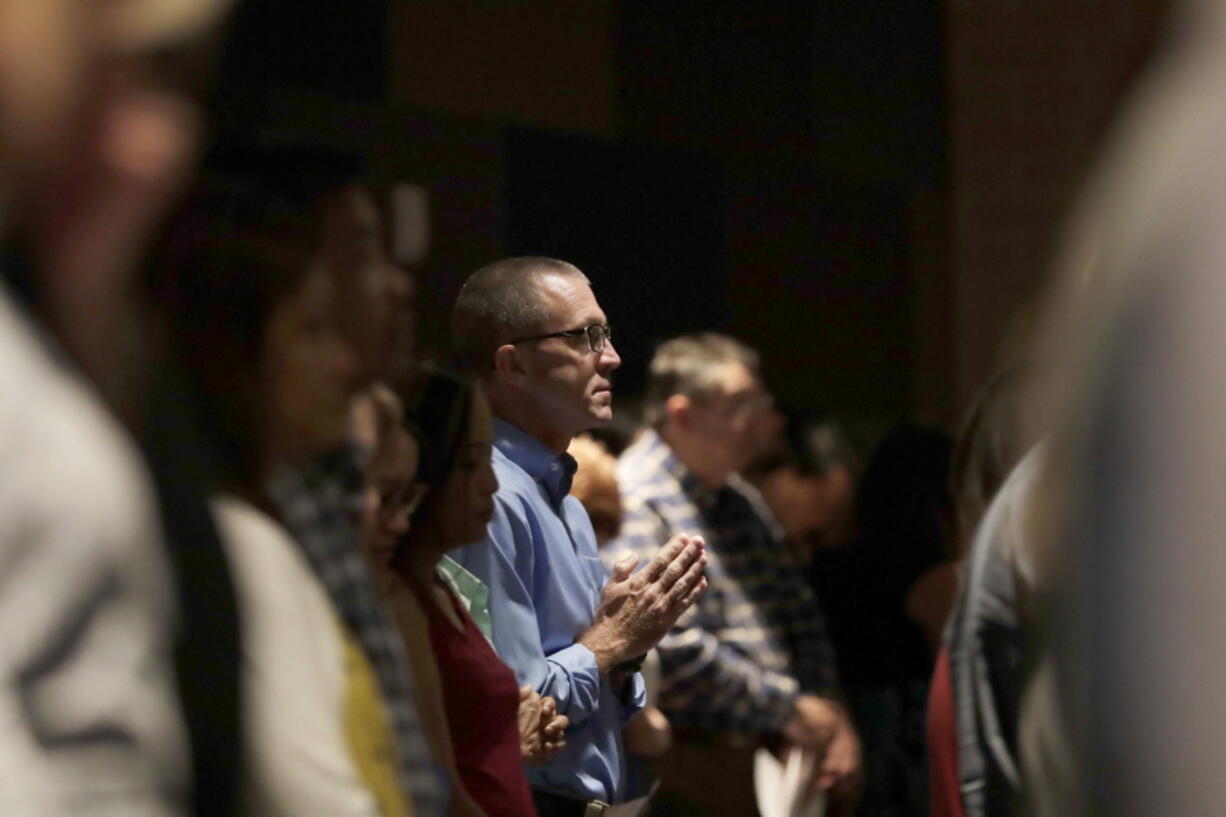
[599,339,621,372]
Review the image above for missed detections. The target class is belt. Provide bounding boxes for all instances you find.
[531,787,610,817]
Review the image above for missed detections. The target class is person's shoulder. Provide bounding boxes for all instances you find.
[0,294,162,564]
[490,445,542,508]
[616,439,680,503]
[980,444,1045,556]
[728,474,784,538]
[214,496,294,550]
[213,495,335,620]
[213,496,313,579]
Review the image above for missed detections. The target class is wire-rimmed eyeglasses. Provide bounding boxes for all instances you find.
[509,323,612,354]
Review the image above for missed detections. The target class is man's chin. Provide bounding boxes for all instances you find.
[587,404,614,426]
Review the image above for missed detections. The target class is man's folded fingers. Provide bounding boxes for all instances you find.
[668,559,706,605]
[641,534,692,583]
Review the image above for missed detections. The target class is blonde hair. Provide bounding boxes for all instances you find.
[568,435,623,544]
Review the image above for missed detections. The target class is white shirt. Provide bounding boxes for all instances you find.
[212,495,382,817]
[0,287,187,817]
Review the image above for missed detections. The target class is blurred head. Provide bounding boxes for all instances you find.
[317,184,413,381]
[263,266,362,459]
[200,144,411,384]
[452,257,620,451]
[0,1,90,190]
[358,384,420,570]
[950,366,1033,552]
[0,0,231,195]
[0,0,235,402]
[647,333,775,485]
[151,162,365,483]
[397,369,499,558]
[568,434,623,545]
[755,418,859,555]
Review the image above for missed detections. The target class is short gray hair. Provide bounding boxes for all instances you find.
[643,333,761,428]
[451,257,589,376]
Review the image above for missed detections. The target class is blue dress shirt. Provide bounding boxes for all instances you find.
[452,419,645,803]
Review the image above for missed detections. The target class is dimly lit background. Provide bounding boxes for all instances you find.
[214,0,1169,441]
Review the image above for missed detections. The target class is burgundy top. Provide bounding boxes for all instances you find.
[927,646,964,817]
[420,583,535,817]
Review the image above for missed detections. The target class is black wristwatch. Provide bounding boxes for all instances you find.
[614,653,647,674]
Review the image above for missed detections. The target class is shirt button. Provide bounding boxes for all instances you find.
[550,462,559,471]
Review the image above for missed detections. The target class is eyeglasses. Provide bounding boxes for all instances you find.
[374,481,425,521]
[509,323,612,354]
[705,390,775,420]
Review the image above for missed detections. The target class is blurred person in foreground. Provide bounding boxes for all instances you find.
[152,166,418,816]
[569,434,674,794]
[212,145,447,817]
[612,333,859,817]
[1010,1,1226,814]
[450,256,708,816]
[0,0,238,814]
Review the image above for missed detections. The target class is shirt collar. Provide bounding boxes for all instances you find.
[493,418,578,506]
[637,428,723,511]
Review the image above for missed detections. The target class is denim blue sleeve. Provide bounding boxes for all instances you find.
[452,495,604,726]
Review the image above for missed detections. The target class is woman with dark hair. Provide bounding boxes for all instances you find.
[367,369,566,817]
[927,367,1032,817]
[152,164,410,817]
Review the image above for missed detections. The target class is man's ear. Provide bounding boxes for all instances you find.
[492,343,527,382]
[665,393,692,429]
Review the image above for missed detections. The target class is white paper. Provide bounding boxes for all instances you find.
[754,746,825,817]
[606,780,659,817]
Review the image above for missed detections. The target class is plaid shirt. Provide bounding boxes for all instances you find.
[611,429,841,741]
[269,446,445,817]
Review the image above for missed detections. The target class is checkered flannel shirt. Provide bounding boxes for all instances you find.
[268,445,445,817]
[611,429,841,741]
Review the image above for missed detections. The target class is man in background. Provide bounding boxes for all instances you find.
[613,333,861,817]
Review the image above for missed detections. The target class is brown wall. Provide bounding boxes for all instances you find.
[389,1,618,136]
[244,0,1173,431]
[945,0,1169,411]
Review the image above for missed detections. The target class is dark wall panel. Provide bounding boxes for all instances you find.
[504,129,726,398]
